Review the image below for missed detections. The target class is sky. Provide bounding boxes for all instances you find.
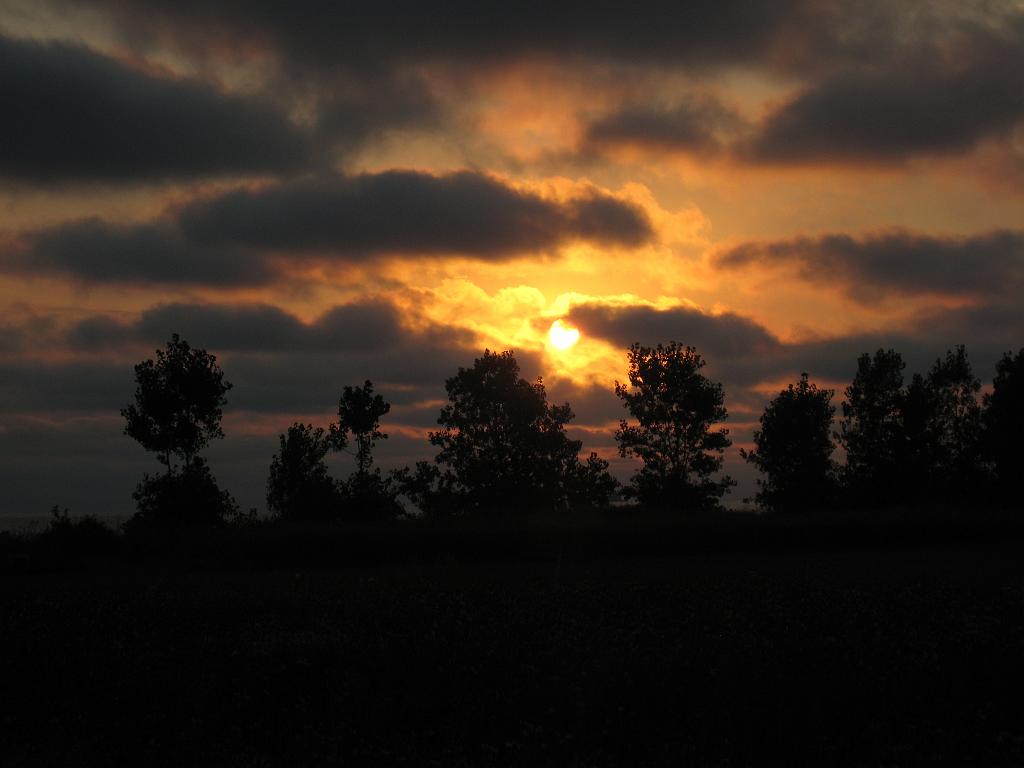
[1,0,1023,519]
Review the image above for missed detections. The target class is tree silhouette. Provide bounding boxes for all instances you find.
[331,380,401,519]
[129,457,238,530]
[122,335,236,527]
[921,345,983,498]
[332,380,390,479]
[122,333,232,473]
[984,348,1024,503]
[267,423,340,520]
[837,349,905,506]
[897,371,935,499]
[614,342,733,512]
[742,373,837,513]
[418,349,615,515]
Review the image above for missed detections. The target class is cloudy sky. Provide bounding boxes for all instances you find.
[2,0,1023,518]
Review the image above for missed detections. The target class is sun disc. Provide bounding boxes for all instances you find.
[548,319,580,350]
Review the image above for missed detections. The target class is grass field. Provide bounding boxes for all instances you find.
[2,516,1023,766]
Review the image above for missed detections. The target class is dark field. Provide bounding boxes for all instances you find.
[3,519,1024,766]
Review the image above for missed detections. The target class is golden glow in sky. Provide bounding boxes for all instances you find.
[548,319,581,350]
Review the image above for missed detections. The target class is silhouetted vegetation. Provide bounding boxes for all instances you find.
[122,333,232,472]
[838,348,907,507]
[399,349,616,516]
[122,334,237,529]
[103,333,1024,527]
[331,380,402,519]
[742,373,837,513]
[914,345,986,500]
[833,346,992,510]
[128,457,239,532]
[4,530,1024,765]
[267,423,339,520]
[984,347,1024,505]
[615,342,734,512]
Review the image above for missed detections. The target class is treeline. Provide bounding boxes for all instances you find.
[104,335,1024,532]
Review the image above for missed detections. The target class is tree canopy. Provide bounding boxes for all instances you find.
[837,348,905,506]
[331,380,401,519]
[122,335,236,528]
[985,348,1024,502]
[266,423,339,520]
[614,342,733,512]
[742,373,836,513]
[422,349,615,514]
[122,333,232,472]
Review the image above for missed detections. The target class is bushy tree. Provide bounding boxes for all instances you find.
[128,457,238,530]
[416,349,616,515]
[122,334,232,472]
[984,348,1024,502]
[897,372,935,496]
[331,380,402,519]
[267,423,340,520]
[614,342,733,512]
[841,346,985,506]
[742,373,836,513]
[922,345,983,496]
[122,335,236,527]
[837,349,905,505]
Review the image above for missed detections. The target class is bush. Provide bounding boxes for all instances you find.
[126,458,238,533]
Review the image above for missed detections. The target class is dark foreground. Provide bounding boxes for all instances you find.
[2,518,1024,766]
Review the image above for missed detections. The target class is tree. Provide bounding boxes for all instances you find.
[420,349,615,515]
[921,345,983,497]
[896,372,935,498]
[122,334,232,473]
[128,457,239,530]
[984,348,1024,503]
[742,373,837,513]
[122,335,236,527]
[332,380,390,480]
[330,380,401,519]
[837,349,905,505]
[266,423,340,520]
[614,342,733,512]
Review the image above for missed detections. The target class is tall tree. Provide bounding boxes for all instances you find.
[922,345,983,496]
[332,380,390,480]
[122,333,232,473]
[614,342,733,511]
[422,349,615,515]
[122,334,235,527]
[984,348,1024,503]
[742,373,837,513]
[331,380,401,519]
[267,423,340,520]
[837,349,905,505]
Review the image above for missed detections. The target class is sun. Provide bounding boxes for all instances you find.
[548,319,581,350]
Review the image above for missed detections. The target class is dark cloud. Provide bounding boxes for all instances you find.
[313,75,440,147]
[585,98,742,155]
[69,0,826,74]
[57,298,482,412]
[713,229,1024,303]
[0,359,130,414]
[7,218,271,286]
[0,34,316,183]
[4,171,651,285]
[70,300,404,353]
[569,303,782,361]
[178,171,653,257]
[744,26,1024,163]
